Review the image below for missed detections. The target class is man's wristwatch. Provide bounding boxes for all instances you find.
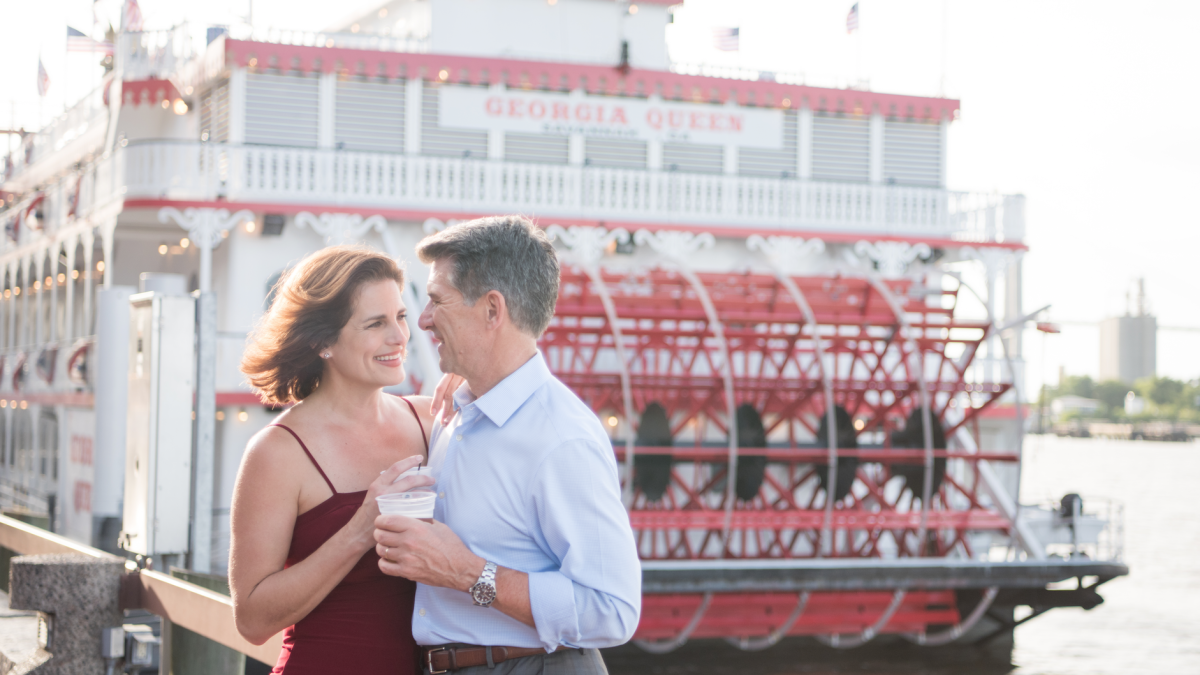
[470,561,498,607]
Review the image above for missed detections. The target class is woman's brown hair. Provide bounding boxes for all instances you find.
[241,245,405,405]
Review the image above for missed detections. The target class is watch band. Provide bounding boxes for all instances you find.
[471,561,498,607]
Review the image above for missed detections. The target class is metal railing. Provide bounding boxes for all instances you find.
[122,141,1024,243]
[0,514,281,665]
[226,25,430,53]
[2,81,111,188]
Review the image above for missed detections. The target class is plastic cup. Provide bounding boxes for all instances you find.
[377,491,437,519]
[394,466,426,484]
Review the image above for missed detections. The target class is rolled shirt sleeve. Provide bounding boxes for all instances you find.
[527,438,642,650]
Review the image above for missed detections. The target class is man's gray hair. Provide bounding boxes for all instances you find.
[416,216,560,336]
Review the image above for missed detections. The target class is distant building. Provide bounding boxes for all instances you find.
[1099,279,1156,384]
[1051,395,1102,420]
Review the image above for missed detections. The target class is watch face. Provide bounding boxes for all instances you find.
[471,582,497,606]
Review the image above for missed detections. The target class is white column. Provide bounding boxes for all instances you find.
[568,135,585,166]
[487,83,504,160]
[157,207,252,573]
[939,116,950,188]
[63,239,76,341]
[48,246,58,344]
[318,72,336,149]
[798,106,813,180]
[82,231,95,337]
[647,140,663,170]
[488,130,504,160]
[405,77,423,155]
[100,219,116,288]
[723,98,739,175]
[33,255,43,347]
[1,264,9,352]
[869,110,884,185]
[568,88,585,166]
[647,94,664,171]
[228,68,247,145]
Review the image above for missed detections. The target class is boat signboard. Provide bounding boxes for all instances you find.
[439,85,785,148]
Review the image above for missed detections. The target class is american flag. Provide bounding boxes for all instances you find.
[67,27,114,55]
[712,27,739,52]
[37,58,50,97]
[123,0,144,32]
[846,3,860,34]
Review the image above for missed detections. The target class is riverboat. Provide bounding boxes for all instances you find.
[0,0,1126,656]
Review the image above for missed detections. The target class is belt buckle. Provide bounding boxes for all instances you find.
[426,647,448,675]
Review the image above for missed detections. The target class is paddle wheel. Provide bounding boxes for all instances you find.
[538,228,1024,647]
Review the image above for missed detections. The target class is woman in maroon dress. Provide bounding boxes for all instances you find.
[230,246,435,674]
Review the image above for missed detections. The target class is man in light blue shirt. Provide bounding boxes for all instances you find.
[374,216,641,674]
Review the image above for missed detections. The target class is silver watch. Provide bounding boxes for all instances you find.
[470,561,498,607]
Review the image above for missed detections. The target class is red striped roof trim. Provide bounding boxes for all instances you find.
[224,40,960,121]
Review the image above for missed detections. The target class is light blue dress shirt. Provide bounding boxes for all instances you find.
[412,352,642,651]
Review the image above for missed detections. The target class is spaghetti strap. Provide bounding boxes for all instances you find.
[400,397,429,453]
[270,423,338,495]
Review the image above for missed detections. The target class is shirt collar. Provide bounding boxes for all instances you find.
[454,351,551,427]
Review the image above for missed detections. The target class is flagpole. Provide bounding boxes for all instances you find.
[37,52,44,130]
[855,30,861,87]
[939,0,948,96]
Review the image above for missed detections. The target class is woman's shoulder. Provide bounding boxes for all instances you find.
[399,395,433,412]
[241,416,309,475]
[395,395,436,434]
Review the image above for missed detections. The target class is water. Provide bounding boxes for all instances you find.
[604,436,1200,675]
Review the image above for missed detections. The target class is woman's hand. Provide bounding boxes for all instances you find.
[431,372,466,424]
[348,455,435,546]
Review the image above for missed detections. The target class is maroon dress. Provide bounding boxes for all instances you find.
[268,399,427,675]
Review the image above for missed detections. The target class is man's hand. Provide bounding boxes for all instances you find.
[374,515,482,591]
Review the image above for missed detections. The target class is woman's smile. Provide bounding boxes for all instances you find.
[374,351,405,367]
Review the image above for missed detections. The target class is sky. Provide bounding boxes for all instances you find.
[1,0,1197,394]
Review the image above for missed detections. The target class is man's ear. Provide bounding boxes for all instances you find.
[482,290,507,329]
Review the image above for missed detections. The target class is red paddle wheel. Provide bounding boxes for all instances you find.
[539,261,1020,647]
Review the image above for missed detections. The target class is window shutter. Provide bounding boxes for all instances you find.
[812,115,870,182]
[335,79,405,153]
[584,138,647,169]
[245,73,319,147]
[883,120,941,187]
[421,86,487,159]
[663,142,723,174]
[505,133,569,164]
[199,82,229,142]
[739,110,798,177]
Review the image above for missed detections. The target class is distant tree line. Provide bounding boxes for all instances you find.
[1040,375,1200,422]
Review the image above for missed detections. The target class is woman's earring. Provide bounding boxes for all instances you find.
[322,352,331,359]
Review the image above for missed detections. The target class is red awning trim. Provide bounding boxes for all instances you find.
[122,79,182,107]
[223,40,960,121]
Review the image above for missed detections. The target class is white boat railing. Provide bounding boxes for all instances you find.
[122,141,1024,243]
[3,81,111,184]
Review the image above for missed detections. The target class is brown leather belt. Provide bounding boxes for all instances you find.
[424,645,562,673]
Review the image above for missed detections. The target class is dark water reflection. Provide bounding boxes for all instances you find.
[605,437,1200,675]
[603,638,1013,675]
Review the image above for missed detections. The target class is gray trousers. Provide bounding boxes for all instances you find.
[425,647,608,675]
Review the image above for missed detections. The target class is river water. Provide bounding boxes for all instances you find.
[604,436,1200,675]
